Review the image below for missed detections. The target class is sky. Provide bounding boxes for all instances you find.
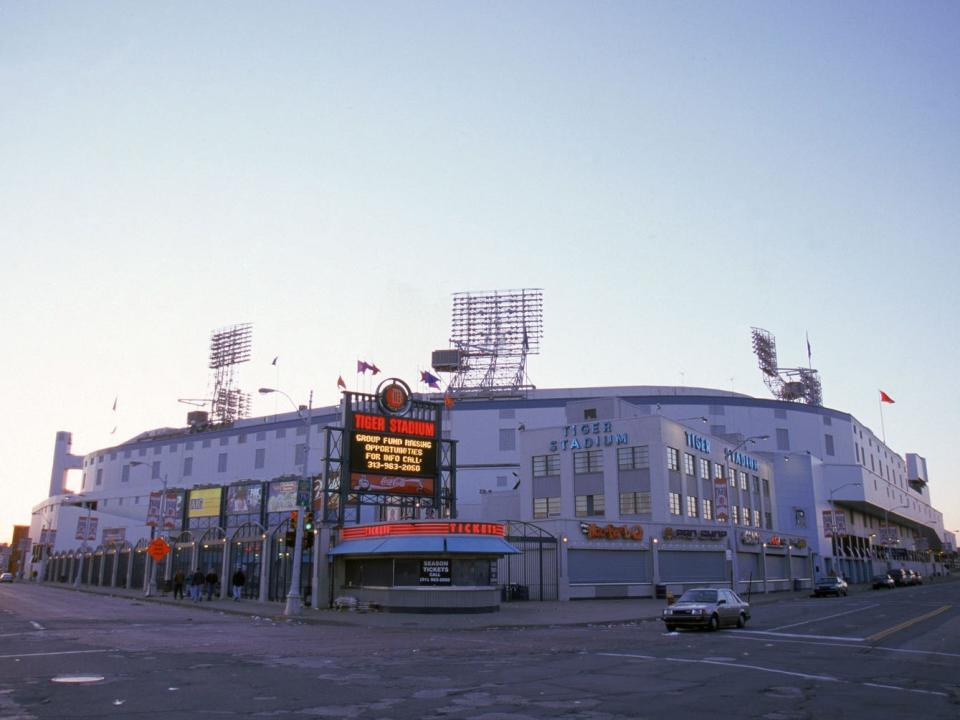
[2,2,958,544]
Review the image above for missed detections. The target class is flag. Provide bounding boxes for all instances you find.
[880,390,895,404]
[112,396,117,412]
[806,332,812,364]
[420,370,441,389]
[358,360,382,375]
[443,393,454,409]
[271,356,279,366]
[337,376,346,390]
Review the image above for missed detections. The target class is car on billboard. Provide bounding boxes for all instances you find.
[661,588,750,631]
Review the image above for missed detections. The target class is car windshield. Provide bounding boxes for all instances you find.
[680,590,717,603]
[820,578,841,585]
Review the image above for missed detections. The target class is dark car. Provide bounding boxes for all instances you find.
[661,588,750,631]
[887,568,910,586]
[906,570,923,586]
[872,573,895,590]
[814,576,848,597]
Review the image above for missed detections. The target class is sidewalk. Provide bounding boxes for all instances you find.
[39,581,828,631]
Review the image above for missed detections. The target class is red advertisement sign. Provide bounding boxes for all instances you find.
[350,472,435,496]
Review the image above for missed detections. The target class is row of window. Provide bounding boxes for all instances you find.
[88,446,306,488]
[85,427,311,467]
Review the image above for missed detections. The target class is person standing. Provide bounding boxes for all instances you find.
[204,568,218,601]
[231,567,246,601]
[173,569,185,600]
[191,569,204,602]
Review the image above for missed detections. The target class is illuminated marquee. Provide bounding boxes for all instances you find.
[341,522,506,540]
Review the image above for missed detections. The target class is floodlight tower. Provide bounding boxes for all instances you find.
[208,324,253,424]
[750,327,823,406]
[433,289,543,397]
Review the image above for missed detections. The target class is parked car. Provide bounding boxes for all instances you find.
[907,570,923,585]
[887,569,910,586]
[872,573,895,590]
[0,572,13,583]
[814,576,849,597]
[661,588,750,631]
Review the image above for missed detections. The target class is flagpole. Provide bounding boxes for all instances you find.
[878,391,887,444]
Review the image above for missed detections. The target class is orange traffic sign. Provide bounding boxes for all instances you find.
[147,537,170,561]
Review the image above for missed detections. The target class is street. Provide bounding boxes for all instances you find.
[1,580,958,718]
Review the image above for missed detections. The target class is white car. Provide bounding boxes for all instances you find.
[0,572,14,583]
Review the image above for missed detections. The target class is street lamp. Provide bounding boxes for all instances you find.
[723,435,769,590]
[259,387,312,617]
[63,499,94,589]
[131,461,168,597]
[881,502,911,559]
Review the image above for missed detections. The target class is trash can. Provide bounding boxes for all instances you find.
[655,584,667,599]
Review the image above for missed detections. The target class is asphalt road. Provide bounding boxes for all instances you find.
[1,581,958,719]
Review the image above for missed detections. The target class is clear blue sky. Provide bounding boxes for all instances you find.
[2,2,958,542]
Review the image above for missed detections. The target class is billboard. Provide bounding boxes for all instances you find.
[188,487,222,518]
[713,478,729,524]
[227,484,263,515]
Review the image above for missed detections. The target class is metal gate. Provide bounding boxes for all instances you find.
[498,521,559,601]
[230,523,265,600]
[269,519,313,603]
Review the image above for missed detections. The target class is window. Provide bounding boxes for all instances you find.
[238,433,247,444]
[276,428,286,439]
[731,506,739,525]
[202,439,211,449]
[185,441,194,450]
[714,463,724,479]
[168,443,178,453]
[575,494,605,517]
[497,475,507,487]
[217,453,227,473]
[739,471,748,490]
[295,444,306,465]
[823,415,832,426]
[776,428,790,451]
[583,408,597,420]
[794,508,806,528]
[121,465,130,483]
[139,448,146,456]
[574,450,603,474]
[699,458,710,479]
[96,468,103,486]
[151,461,161,479]
[619,492,652,515]
[683,453,695,475]
[762,478,770,494]
[255,448,265,470]
[702,498,713,520]
[742,506,750,525]
[256,432,266,442]
[765,512,773,529]
[727,466,736,487]
[220,437,230,445]
[669,492,681,516]
[533,497,561,518]
[296,425,307,436]
[752,475,760,493]
[686,495,698,518]
[183,457,193,477]
[109,451,117,460]
[532,454,560,477]
[617,445,649,470]
[667,447,680,471]
[498,428,516,451]
[153,446,161,455]
[753,509,760,527]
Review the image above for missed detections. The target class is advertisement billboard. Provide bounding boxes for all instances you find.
[187,487,222,518]
[226,484,263,514]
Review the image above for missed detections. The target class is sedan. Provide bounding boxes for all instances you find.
[662,588,750,631]
[814,576,848,597]
[872,573,895,590]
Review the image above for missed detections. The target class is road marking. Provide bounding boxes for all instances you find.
[867,605,952,642]
[735,630,864,642]
[0,649,110,660]
[29,622,44,631]
[732,631,960,659]
[863,683,948,698]
[600,652,950,697]
[768,604,879,631]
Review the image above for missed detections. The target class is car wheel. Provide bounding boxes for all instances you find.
[708,614,719,632]
[737,612,746,628]
[842,590,847,597]
[665,624,676,632]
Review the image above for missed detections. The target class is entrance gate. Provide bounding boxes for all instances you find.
[269,518,313,603]
[499,521,559,601]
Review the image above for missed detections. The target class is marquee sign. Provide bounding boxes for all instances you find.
[341,522,506,541]
[662,527,728,542]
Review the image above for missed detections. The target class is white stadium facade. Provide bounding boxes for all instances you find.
[29,383,954,605]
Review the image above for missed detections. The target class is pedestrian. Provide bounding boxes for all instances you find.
[191,569,204,602]
[205,568,218,601]
[173,569,185,600]
[231,567,246,601]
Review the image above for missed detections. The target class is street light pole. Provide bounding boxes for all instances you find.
[131,462,169,597]
[882,502,910,562]
[69,501,93,589]
[827,482,862,576]
[724,434,769,591]
[259,387,312,617]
